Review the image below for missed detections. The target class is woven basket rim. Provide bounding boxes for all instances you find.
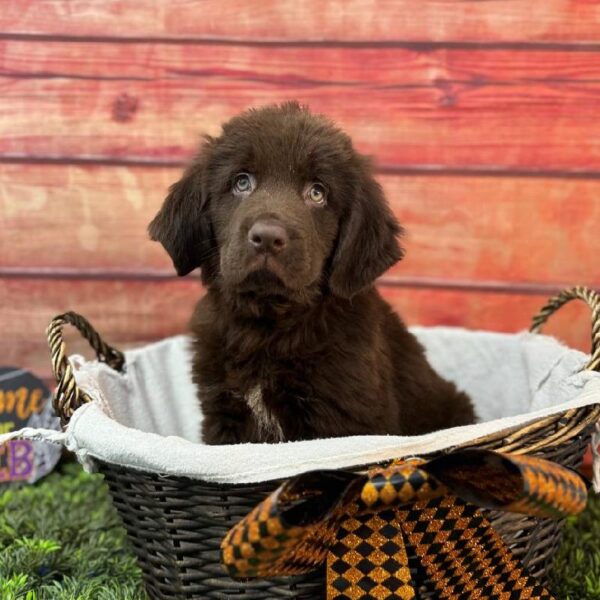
[88,402,599,482]
[47,286,600,459]
[63,390,600,485]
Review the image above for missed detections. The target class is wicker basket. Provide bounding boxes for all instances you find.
[47,286,600,600]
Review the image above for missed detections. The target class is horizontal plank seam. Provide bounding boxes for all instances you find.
[0,267,595,296]
[0,154,190,168]
[0,70,152,82]
[3,154,600,179]
[3,32,600,51]
[3,69,600,88]
[376,165,600,180]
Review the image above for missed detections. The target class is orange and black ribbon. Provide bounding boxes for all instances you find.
[221,449,587,599]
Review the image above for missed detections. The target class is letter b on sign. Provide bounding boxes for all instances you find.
[0,440,34,482]
[0,366,61,484]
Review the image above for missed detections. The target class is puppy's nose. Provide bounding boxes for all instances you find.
[248,219,289,254]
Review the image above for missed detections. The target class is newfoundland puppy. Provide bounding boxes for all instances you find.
[149,102,474,444]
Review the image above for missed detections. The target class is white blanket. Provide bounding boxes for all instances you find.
[3,327,600,485]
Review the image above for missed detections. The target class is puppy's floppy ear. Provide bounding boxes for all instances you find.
[329,169,404,298]
[148,151,214,276]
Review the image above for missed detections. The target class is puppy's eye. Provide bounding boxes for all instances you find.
[306,183,327,206]
[232,173,256,196]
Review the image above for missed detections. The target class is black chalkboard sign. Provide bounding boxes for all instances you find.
[0,367,61,483]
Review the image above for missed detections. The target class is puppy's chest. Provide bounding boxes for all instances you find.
[212,331,317,440]
[242,384,285,442]
[230,360,312,442]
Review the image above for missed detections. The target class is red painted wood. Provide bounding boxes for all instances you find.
[5,40,600,86]
[0,164,174,270]
[1,1,597,412]
[0,278,199,376]
[383,286,592,355]
[2,279,591,379]
[2,1,600,43]
[1,41,600,169]
[389,176,600,285]
[2,164,599,288]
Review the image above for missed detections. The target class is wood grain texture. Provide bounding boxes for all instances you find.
[2,1,600,44]
[384,286,592,353]
[0,164,174,270]
[2,41,600,169]
[392,176,600,285]
[1,1,597,397]
[2,163,599,287]
[0,278,200,375]
[2,279,590,378]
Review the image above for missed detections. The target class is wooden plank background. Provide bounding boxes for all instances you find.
[1,1,599,381]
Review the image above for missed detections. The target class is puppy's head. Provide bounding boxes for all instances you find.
[149,102,403,303]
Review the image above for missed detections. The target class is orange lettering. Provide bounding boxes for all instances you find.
[29,388,44,415]
[0,444,9,482]
[16,387,29,420]
[0,387,45,420]
[0,389,18,414]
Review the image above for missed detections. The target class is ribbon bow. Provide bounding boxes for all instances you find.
[221,449,587,599]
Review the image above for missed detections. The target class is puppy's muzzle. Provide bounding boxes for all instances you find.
[247,219,289,255]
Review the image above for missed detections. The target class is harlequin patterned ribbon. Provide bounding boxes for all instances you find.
[221,449,587,599]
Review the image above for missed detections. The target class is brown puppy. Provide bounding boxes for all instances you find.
[149,102,475,444]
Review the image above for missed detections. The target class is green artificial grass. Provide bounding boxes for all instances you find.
[0,462,146,600]
[549,487,600,600]
[1,461,599,599]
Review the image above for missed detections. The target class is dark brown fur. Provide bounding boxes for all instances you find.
[149,102,475,444]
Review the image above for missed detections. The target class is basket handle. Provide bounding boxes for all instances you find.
[47,312,125,425]
[530,285,600,372]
